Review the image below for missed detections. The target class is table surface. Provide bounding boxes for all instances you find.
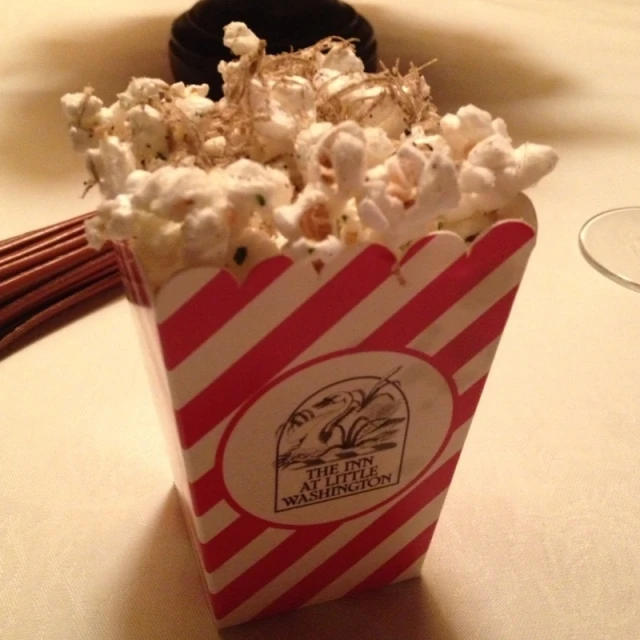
[2,1,640,638]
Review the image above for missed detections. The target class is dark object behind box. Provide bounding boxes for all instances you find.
[169,0,379,99]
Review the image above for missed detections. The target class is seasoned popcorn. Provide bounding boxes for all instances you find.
[62,22,558,290]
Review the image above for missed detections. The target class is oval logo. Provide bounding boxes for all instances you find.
[220,349,455,526]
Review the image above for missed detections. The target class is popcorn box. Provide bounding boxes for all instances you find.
[112,196,536,629]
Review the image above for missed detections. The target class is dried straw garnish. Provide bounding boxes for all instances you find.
[84,38,440,177]
[315,59,439,129]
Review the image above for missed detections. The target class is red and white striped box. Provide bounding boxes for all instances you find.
[113,197,536,628]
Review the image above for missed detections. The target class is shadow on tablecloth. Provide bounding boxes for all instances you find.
[222,578,457,640]
[110,488,463,640]
[112,489,217,640]
[357,2,634,145]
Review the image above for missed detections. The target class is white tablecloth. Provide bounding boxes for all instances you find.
[2,1,640,638]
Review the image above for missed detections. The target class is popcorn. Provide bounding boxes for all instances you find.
[321,44,365,75]
[203,136,227,159]
[98,195,138,241]
[224,227,280,281]
[317,77,408,139]
[354,89,408,139]
[272,77,316,121]
[338,205,368,246]
[363,127,397,168]
[404,126,450,155]
[61,90,107,151]
[281,234,344,269]
[384,142,429,204]
[223,21,262,57]
[458,135,558,211]
[126,105,170,167]
[182,207,230,267]
[85,136,137,199]
[84,215,107,250]
[247,76,317,159]
[169,82,210,99]
[439,209,499,241]
[359,147,460,251]
[124,169,154,197]
[101,101,128,139]
[358,185,403,233]
[217,59,242,99]
[440,104,510,160]
[308,121,367,200]
[130,166,221,222]
[117,78,169,110]
[174,93,217,126]
[273,186,333,241]
[312,67,348,92]
[512,142,559,187]
[224,159,294,230]
[132,217,184,290]
[266,154,302,191]
[294,122,333,181]
[412,150,460,215]
[62,21,558,291]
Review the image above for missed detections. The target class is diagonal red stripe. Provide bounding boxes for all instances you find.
[453,376,486,428]
[359,224,533,352]
[190,467,226,517]
[212,522,340,620]
[175,245,396,449]
[159,256,292,371]
[253,452,460,621]
[398,235,435,264]
[348,519,439,596]
[429,287,519,376]
[200,515,270,574]
[160,237,436,372]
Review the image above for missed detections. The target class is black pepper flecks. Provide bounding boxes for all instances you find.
[233,246,248,265]
[255,193,267,207]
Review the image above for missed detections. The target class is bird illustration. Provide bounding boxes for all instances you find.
[276,367,405,469]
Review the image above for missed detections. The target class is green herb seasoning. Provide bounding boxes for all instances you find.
[233,246,248,265]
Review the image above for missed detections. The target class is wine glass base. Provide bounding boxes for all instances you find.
[579,207,640,292]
